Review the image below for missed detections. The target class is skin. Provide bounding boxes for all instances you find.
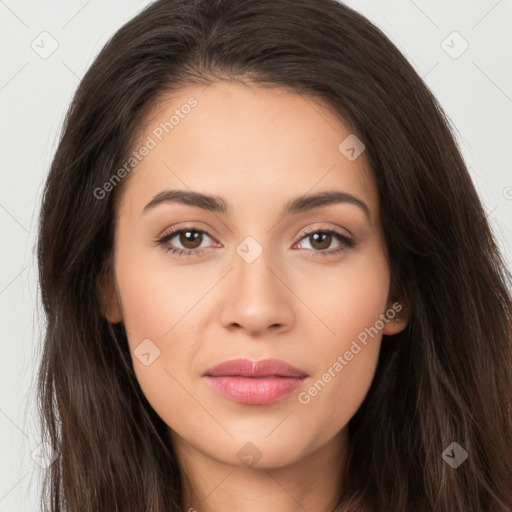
[100,80,410,512]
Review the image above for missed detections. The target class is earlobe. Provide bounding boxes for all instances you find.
[383,298,411,336]
[96,269,123,324]
[383,315,407,336]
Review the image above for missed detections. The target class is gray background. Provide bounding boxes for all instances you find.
[1,0,511,510]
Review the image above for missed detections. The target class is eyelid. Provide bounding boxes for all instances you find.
[295,222,353,240]
[159,221,352,239]
[158,222,218,241]
[155,222,355,257]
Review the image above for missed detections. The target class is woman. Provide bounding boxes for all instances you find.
[36,0,512,510]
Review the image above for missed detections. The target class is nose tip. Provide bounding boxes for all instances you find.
[219,251,294,335]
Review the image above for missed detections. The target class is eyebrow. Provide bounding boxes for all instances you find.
[142,189,371,222]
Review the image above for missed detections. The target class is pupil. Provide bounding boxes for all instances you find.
[311,232,330,250]
[181,230,201,249]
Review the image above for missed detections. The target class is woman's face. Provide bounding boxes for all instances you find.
[102,80,407,469]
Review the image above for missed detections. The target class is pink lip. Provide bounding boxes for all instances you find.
[203,358,309,405]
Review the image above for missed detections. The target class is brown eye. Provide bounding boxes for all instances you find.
[295,229,356,257]
[156,226,217,256]
[178,230,203,249]
[308,232,333,251]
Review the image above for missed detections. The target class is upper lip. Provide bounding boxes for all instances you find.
[203,358,309,378]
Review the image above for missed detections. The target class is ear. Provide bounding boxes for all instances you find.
[382,297,411,336]
[96,265,123,324]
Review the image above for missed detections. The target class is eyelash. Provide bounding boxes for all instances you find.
[155,224,356,258]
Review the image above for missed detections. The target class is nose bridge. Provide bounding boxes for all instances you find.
[220,234,293,333]
[234,235,280,304]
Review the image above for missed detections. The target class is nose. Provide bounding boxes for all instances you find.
[219,244,295,336]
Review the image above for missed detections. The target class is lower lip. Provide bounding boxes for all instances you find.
[205,376,307,405]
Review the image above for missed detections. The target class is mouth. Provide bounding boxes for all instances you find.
[203,358,309,405]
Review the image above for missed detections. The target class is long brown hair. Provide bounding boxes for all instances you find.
[36,0,512,510]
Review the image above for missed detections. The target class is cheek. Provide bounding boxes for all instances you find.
[115,246,211,344]
[113,249,212,415]
[114,263,201,428]
[298,246,390,341]
[297,346,379,445]
[294,250,389,431]
[297,307,385,443]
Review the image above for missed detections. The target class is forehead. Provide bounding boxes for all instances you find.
[116,80,379,222]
